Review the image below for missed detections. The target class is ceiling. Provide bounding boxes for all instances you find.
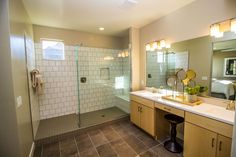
[22,0,195,37]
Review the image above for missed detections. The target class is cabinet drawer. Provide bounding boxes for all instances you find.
[185,112,233,138]
[130,95,154,109]
[155,102,185,117]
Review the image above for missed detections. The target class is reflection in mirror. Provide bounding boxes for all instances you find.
[146,36,212,95]
[146,49,189,90]
[211,39,236,100]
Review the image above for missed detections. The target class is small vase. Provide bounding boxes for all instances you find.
[199,92,207,97]
[186,94,197,103]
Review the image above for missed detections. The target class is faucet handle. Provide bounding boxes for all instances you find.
[226,100,235,111]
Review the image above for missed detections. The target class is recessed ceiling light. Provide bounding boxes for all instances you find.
[99,27,104,31]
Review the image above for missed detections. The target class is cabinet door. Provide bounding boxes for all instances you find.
[184,122,217,157]
[216,135,232,157]
[130,101,141,127]
[140,105,154,136]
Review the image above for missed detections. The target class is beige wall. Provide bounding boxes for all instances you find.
[171,36,212,88]
[0,0,22,156]
[140,0,236,89]
[9,0,34,156]
[129,27,140,91]
[33,25,125,49]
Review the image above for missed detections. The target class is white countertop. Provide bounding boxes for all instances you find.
[131,90,235,125]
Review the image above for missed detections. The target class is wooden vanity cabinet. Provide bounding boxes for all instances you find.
[130,95,155,136]
[184,112,233,157]
[216,135,232,157]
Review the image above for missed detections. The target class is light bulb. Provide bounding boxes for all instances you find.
[231,19,236,33]
[160,40,166,48]
[152,42,158,50]
[145,44,151,51]
[210,24,223,38]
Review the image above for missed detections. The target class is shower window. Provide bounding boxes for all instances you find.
[42,39,65,60]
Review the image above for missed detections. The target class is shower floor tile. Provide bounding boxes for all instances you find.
[79,107,128,127]
[35,107,128,141]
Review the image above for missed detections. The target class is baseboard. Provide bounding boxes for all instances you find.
[29,142,35,157]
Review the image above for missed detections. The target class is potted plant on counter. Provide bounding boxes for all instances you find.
[185,85,200,102]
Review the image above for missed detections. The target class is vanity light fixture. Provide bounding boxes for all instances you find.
[99,27,104,31]
[118,51,129,58]
[210,24,223,38]
[231,18,236,33]
[210,17,236,38]
[145,40,171,51]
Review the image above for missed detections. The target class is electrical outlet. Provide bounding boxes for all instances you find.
[16,96,22,108]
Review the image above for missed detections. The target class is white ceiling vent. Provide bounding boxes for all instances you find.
[120,0,139,9]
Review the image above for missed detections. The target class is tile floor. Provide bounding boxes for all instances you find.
[34,120,183,157]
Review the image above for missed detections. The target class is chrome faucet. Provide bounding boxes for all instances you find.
[226,100,235,111]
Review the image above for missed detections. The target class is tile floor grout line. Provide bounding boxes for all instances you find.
[41,144,43,157]
[58,140,62,157]
[73,136,81,157]
[110,123,140,156]
[119,122,163,155]
[87,131,102,157]
[99,128,121,157]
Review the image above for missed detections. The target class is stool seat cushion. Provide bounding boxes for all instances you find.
[164,114,184,124]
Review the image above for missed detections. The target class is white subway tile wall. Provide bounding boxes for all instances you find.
[146,51,188,88]
[35,43,130,119]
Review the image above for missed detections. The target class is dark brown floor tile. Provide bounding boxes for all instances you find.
[138,150,160,157]
[123,135,148,154]
[101,126,120,141]
[111,123,132,137]
[137,134,160,147]
[89,130,108,147]
[151,145,181,157]
[79,148,99,157]
[96,143,118,157]
[60,138,78,157]
[76,133,90,141]
[75,134,94,153]
[33,145,42,157]
[110,138,137,157]
[42,142,60,157]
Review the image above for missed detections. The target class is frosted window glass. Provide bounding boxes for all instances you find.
[115,76,124,89]
[42,40,65,60]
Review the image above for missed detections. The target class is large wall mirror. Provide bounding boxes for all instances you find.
[146,32,236,100]
[211,39,236,100]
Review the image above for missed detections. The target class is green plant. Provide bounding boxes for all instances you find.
[185,85,200,95]
[199,85,208,93]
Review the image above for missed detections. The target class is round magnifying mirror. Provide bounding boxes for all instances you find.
[167,77,176,87]
[186,70,196,80]
[176,69,187,81]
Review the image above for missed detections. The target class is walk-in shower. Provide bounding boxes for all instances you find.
[32,42,131,140]
[74,46,131,127]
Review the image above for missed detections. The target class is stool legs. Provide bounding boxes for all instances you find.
[170,123,177,142]
[164,123,183,153]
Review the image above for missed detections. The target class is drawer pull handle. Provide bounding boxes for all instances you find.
[140,107,142,113]
[164,107,171,111]
[219,141,222,151]
[211,138,215,148]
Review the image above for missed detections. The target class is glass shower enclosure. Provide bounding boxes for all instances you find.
[74,46,131,128]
